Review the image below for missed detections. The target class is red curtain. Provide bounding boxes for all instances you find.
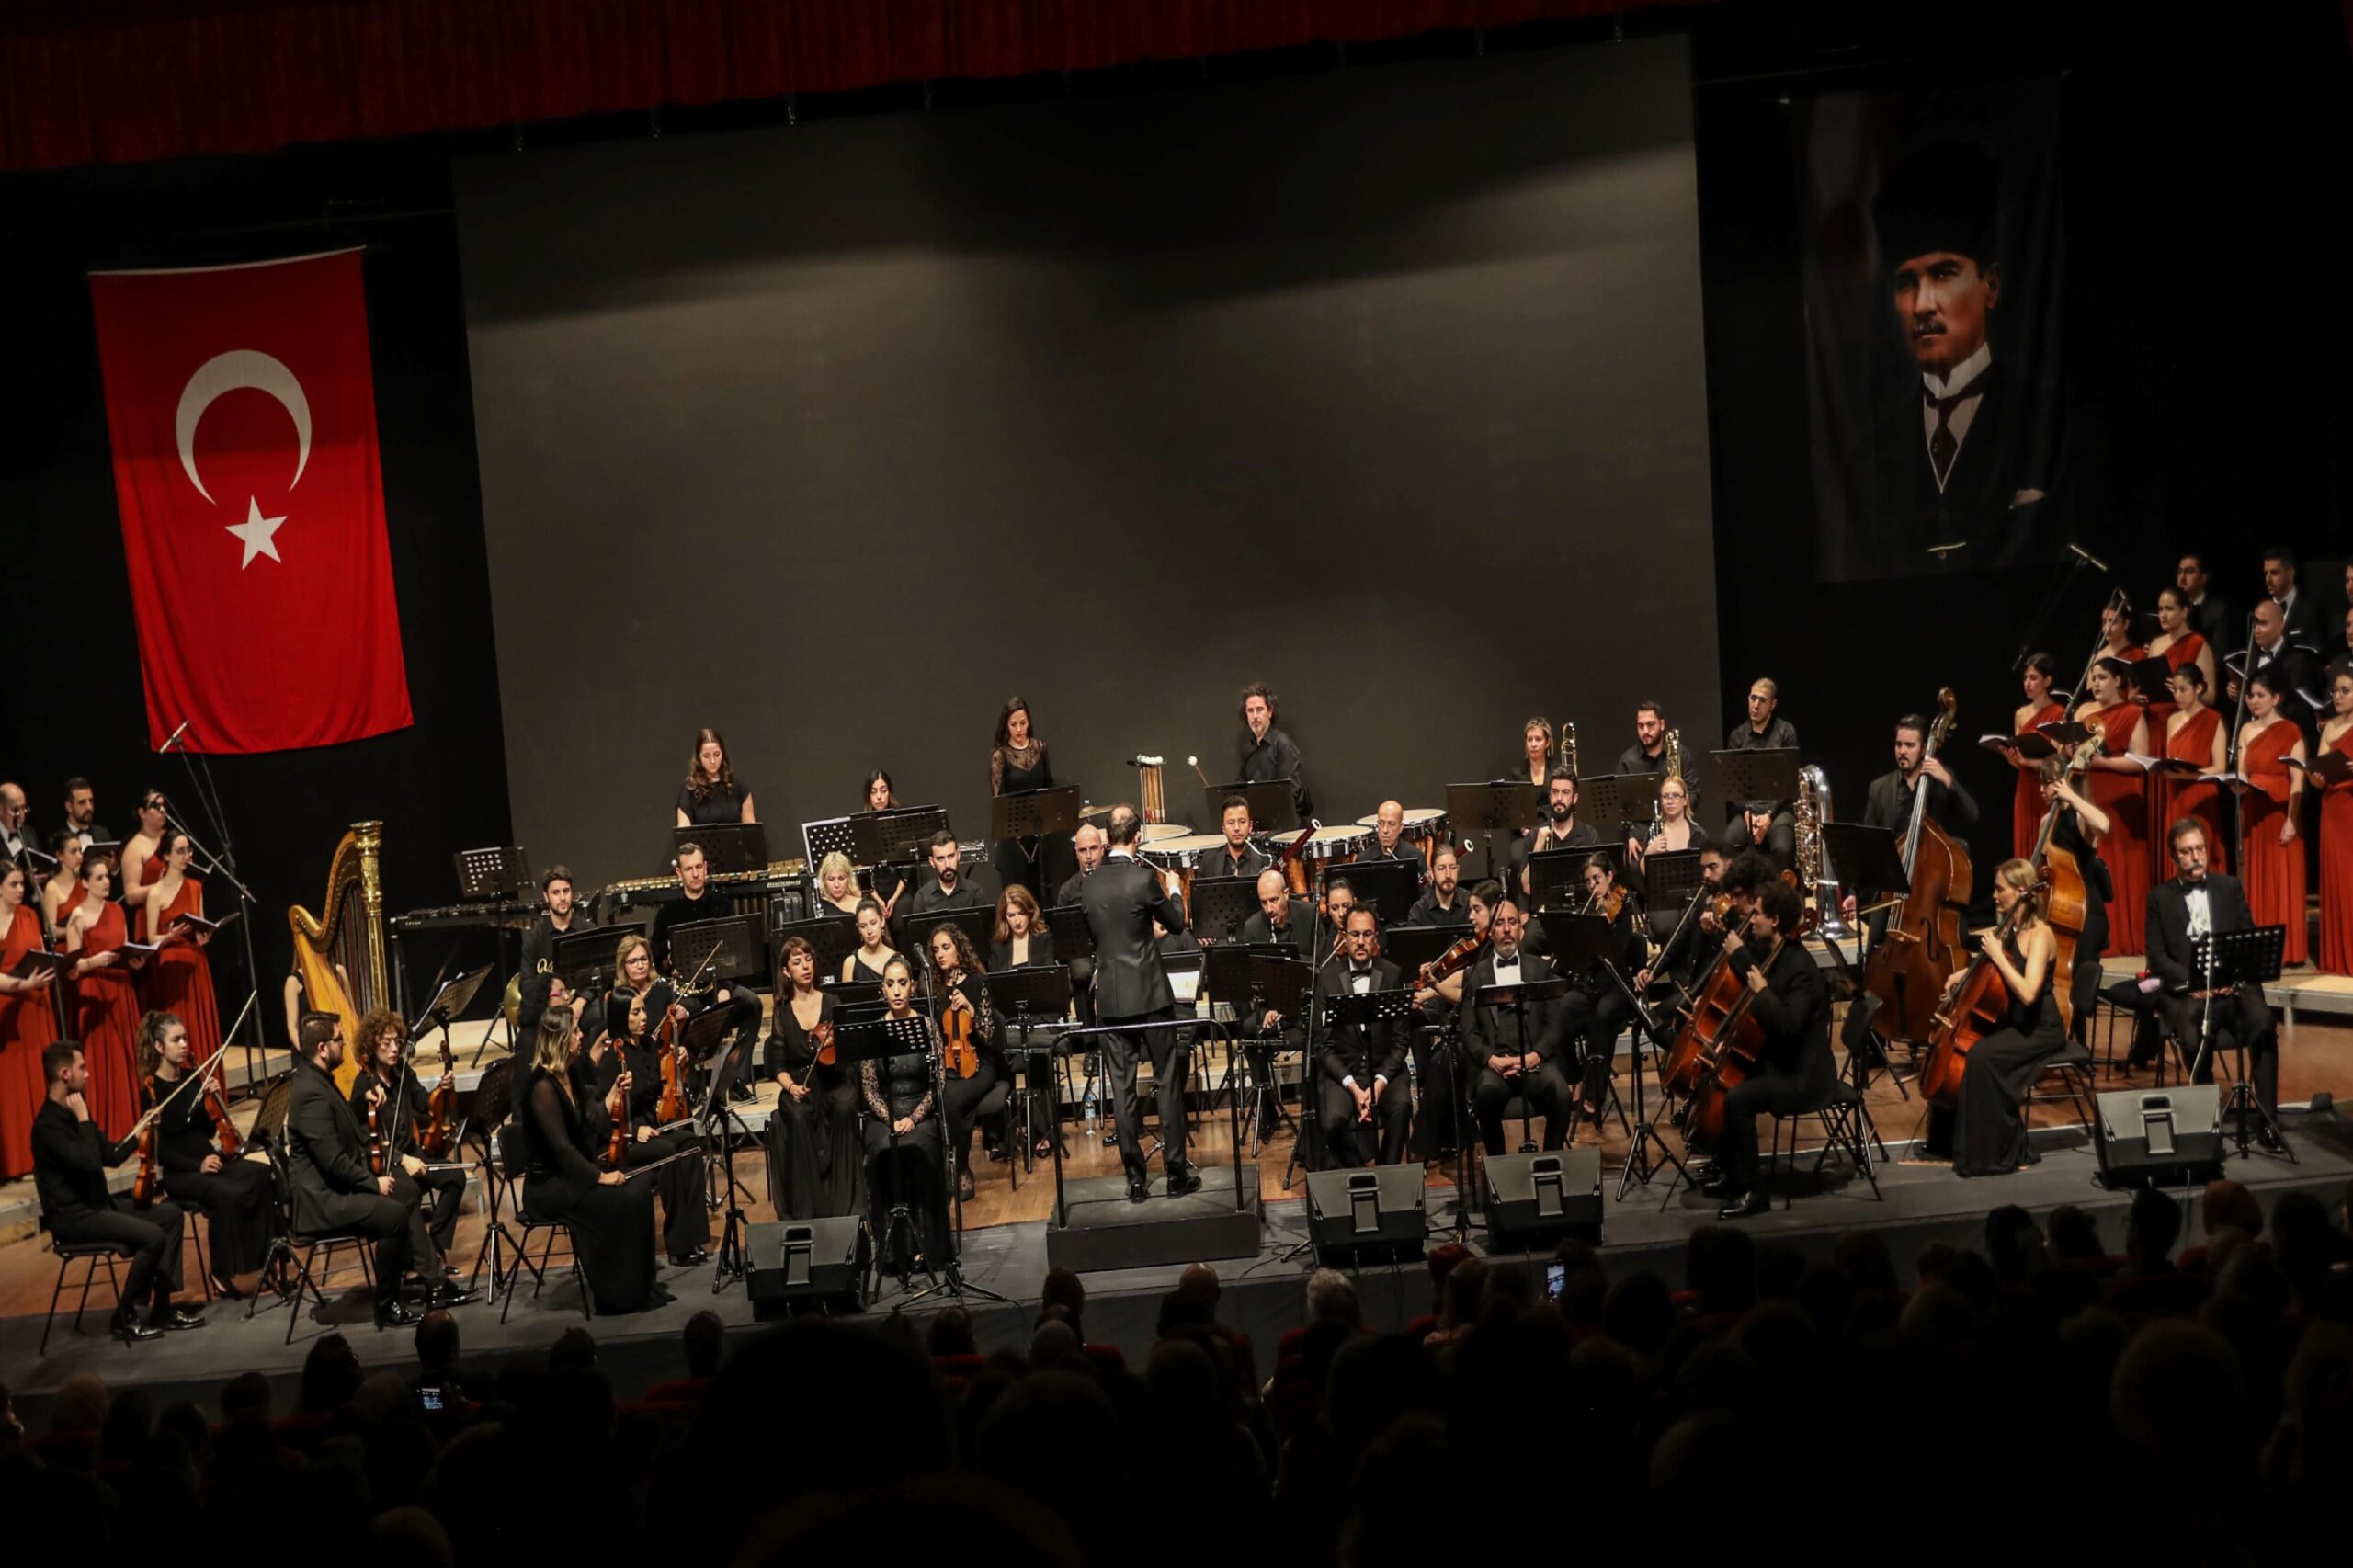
[0,0,1699,171]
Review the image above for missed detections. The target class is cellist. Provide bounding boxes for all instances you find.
[1945,859,2067,1177]
[349,1008,474,1299]
[1701,880,1835,1221]
[1860,712,1981,841]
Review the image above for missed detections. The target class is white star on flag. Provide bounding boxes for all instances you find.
[225,495,286,567]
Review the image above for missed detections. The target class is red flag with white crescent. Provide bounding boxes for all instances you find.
[89,249,412,754]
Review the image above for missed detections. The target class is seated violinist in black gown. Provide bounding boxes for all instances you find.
[140,1009,277,1294]
[926,924,1004,1201]
[764,934,859,1219]
[1557,853,1649,1122]
[515,1008,660,1313]
[1703,881,1836,1220]
[590,992,711,1266]
[863,955,949,1277]
[1949,858,2068,1177]
[348,1007,472,1291]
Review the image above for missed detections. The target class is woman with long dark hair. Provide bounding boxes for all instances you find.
[860,769,907,917]
[987,695,1077,900]
[676,727,756,827]
[515,1007,661,1313]
[142,831,222,1066]
[864,955,948,1277]
[142,1009,277,1290]
[764,935,860,1219]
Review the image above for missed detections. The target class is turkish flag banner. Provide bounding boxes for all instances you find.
[90,249,412,754]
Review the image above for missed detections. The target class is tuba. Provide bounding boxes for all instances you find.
[1797,765,1847,939]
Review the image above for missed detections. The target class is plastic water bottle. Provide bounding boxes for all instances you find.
[1084,1088,1099,1134]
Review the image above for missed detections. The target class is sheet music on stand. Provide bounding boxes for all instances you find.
[1525,848,1589,915]
[669,914,767,986]
[1381,924,1459,981]
[551,926,620,1000]
[802,816,856,867]
[991,786,1081,842]
[454,846,533,902]
[1443,781,1540,842]
[1577,775,1658,841]
[1340,859,1418,928]
[1045,904,1095,961]
[1188,876,1260,945]
[678,1003,736,1064]
[676,823,767,875]
[1319,987,1415,1032]
[772,913,860,978]
[2188,926,2286,994]
[850,806,949,869]
[1707,747,1801,821]
[1643,849,1705,912]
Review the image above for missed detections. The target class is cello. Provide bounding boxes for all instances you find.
[1863,689,1973,1053]
[1682,928,1790,1153]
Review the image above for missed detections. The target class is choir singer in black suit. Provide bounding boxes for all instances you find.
[1465,898,1570,1155]
[1317,904,1413,1168]
[283,1011,436,1327]
[2144,818,2284,1150]
[1081,805,1199,1203]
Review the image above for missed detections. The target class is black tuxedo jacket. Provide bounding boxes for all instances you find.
[1080,854,1187,1017]
[1316,956,1409,1086]
[285,1054,387,1233]
[2143,874,2256,996]
[2188,595,2238,656]
[1846,354,2060,578]
[1463,950,1564,1063]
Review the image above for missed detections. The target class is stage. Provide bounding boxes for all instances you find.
[7,1099,2347,1426]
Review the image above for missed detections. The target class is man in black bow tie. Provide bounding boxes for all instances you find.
[2143,818,2284,1151]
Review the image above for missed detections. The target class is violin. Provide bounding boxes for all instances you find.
[812,1018,837,1068]
[419,1028,458,1160]
[366,1097,388,1176]
[205,1072,243,1159]
[1416,927,1490,991]
[604,1036,632,1168]
[942,982,980,1079]
[131,1054,226,1204]
[654,1007,689,1124]
[132,1104,162,1206]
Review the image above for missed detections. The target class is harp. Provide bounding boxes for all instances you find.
[289,820,389,1095]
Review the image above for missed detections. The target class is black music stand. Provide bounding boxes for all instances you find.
[1343,859,1419,927]
[822,980,883,1012]
[1445,781,1542,882]
[1248,951,1323,1189]
[1188,876,1261,945]
[801,815,856,868]
[1313,986,1424,1244]
[1525,848,1590,915]
[551,926,620,1006]
[901,905,993,974]
[2187,926,2290,1161]
[1820,822,1907,968]
[992,786,1081,846]
[850,806,949,870]
[1470,976,1569,1158]
[696,1015,753,1291]
[677,823,767,876]
[1643,850,1704,920]
[986,965,1074,1175]
[774,913,860,979]
[1539,910,1679,1193]
[1199,942,1290,1153]
[669,914,766,993]
[828,1014,923,1301]
[1707,748,1800,824]
[1043,903,1096,961]
[1206,780,1299,835]
[1381,925,1459,982]
[454,846,533,902]
[1579,776,1659,845]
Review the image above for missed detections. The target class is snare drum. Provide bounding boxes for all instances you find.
[1356,807,1450,862]
[1142,831,1226,913]
[1290,824,1373,895]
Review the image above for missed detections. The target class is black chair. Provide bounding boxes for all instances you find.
[497,1125,590,1324]
[2095,977,2164,1079]
[1767,1079,1884,1209]
[40,1235,132,1355]
[248,1141,380,1344]
[2028,1034,2100,1136]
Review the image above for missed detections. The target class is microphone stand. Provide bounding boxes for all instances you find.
[160,726,266,1098]
[2227,608,2258,877]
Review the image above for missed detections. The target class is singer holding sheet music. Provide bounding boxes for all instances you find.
[62,854,147,1141]
[2002,654,2068,860]
[2317,671,2353,976]
[2232,672,2307,969]
[141,831,222,1068]
[2143,819,2283,1152]
[2077,658,2154,958]
[0,863,61,1180]
[1081,805,1199,1203]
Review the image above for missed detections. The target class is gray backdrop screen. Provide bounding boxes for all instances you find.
[456,37,1718,891]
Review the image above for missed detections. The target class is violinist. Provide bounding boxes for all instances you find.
[140,1009,276,1294]
[515,1007,660,1313]
[1702,881,1835,1221]
[348,1009,472,1292]
[33,1040,201,1341]
[1558,852,1649,1123]
[588,991,711,1267]
[1416,879,1502,1011]
[1946,859,2068,1176]
[763,935,858,1220]
[926,924,1003,1203]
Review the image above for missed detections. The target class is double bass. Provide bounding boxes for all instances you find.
[1863,689,1973,1052]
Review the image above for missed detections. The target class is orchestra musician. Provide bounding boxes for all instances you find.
[1948,859,2067,1176]
[2078,656,2155,957]
[2157,664,2230,878]
[1628,775,1701,869]
[585,992,711,1266]
[1725,678,1799,752]
[926,924,1004,1202]
[1405,842,1474,927]
[1234,868,1314,1143]
[1416,879,1502,1014]
[1509,717,1557,790]
[1615,701,1672,776]
[60,852,146,1141]
[1316,904,1413,1168]
[1861,711,1981,839]
[988,696,1076,900]
[1634,839,1732,1037]
[1206,795,1270,885]
[2231,671,2308,968]
[863,954,950,1272]
[2000,653,2069,860]
[1237,682,1313,822]
[515,1006,660,1313]
[32,1040,201,1342]
[814,851,864,918]
[1701,881,1836,1221]
[991,884,1056,971]
[139,831,220,1064]
[119,788,169,926]
[861,769,910,919]
[1558,852,1648,1122]
[1080,805,1198,1203]
[1365,801,1427,880]
[763,935,859,1220]
[139,1009,277,1293]
[2318,670,2353,976]
[2144,819,2284,1151]
[1464,896,1569,1155]
[647,841,763,1096]
[907,831,979,916]
[1057,823,1106,1026]
[347,1008,473,1292]
[519,864,596,979]
[840,898,899,984]
[0,862,61,1180]
[283,1012,437,1327]
[2034,755,2112,1042]
[676,727,756,826]
[2177,551,2234,654]
[1723,799,1796,879]
[1510,767,1598,906]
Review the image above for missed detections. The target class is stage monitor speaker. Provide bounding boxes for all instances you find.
[1306,1165,1427,1263]
[746,1216,867,1315]
[2093,1086,2223,1187]
[1482,1147,1602,1248]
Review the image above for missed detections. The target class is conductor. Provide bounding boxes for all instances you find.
[1081,804,1199,1204]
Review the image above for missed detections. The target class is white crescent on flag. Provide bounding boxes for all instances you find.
[175,348,313,505]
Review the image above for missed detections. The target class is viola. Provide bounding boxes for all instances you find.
[943,987,980,1079]
[1416,928,1489,991]
[419,1028,458,1160]
[1863,687,1973,1053]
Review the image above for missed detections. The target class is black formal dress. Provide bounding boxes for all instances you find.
[283,1054,426,1312]
[1316,956,1413,1167]
[1557,900,1648,1113]
[989,742,1077,901]
[1952,929,2068,1176]
[517,1065,658,1312]
[582,1032,710,1260]
[1712,945,1837,1197]
[2144,873,2280,1119]
[936,971,1003,1168]
[1081,851,1192,1187]
[1464,949,1569,1154]
[862,1016,948,1272]
[349,1064,466,1267]
[676,780,751,827]
[764,991,859,1220]
[150,1075,277,1284]
[32,1098,185,1313]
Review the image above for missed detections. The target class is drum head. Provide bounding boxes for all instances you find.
[1304,825,1372,858]
[1138,823,1196,845]
[1142,833,1227,864]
